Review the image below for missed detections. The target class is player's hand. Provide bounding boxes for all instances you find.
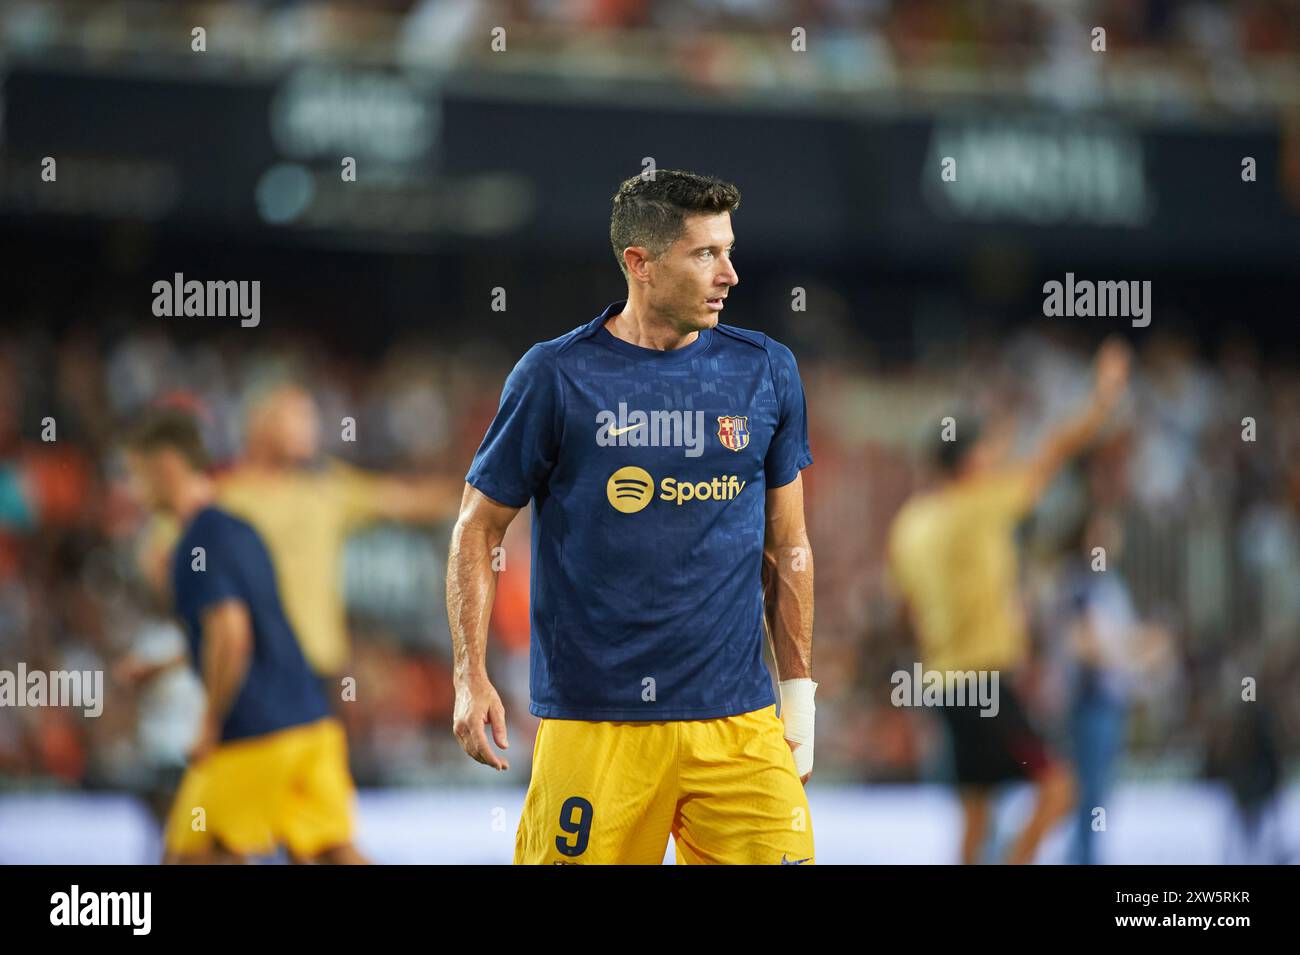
[452,674,510,771]
[1092,336,1132,410]
[786,740,812,785]
[187,714,221,765]
[779,678,816,784]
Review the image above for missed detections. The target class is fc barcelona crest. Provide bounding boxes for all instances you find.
[716,415,750,452]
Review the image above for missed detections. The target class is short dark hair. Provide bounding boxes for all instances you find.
[931,416,984,477]
[122,409,210,471]
[609,169,741,279]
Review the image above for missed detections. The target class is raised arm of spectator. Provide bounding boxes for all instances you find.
[1023,337,1131,500]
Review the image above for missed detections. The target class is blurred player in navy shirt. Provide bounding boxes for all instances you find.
[448,170,817,864]
[123,410,367,864]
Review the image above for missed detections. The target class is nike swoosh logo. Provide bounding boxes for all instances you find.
[608,423,645,436]
[780,854,812,865]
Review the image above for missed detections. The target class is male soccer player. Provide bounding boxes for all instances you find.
[129,384,461,694]
[123,410,367,864]
[447,170,817,864]
[218,383,461,685]
[887,338,1131,865]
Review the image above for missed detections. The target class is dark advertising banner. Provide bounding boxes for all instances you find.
[2,63,1297,266]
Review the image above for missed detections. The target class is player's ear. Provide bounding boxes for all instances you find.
[623,245,652,280]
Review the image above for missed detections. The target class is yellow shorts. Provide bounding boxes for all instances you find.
[515,705,814,865]
[163,717,356,860]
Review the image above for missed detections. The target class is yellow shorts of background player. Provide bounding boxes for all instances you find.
[164,717,356,860]
[515,705,814,865]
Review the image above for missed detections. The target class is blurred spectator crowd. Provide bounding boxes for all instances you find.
[1,302,1297,798]
[3,0,1297,113]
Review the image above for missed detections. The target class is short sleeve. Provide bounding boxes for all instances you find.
[176,522,242,618]
[764,339,813,489]
[465,344,562,508]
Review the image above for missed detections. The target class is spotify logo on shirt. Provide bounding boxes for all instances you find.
[606,467,655,513]
[605,467,746,514]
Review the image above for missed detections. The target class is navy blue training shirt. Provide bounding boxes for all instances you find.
[466,300,813,720]
[172,506,329,741]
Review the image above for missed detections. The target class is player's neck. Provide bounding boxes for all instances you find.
[170,476,216,525]
[607,299,699,352]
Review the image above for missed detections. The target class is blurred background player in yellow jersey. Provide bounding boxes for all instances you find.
[123,384,463,698]
[888,338,1131,864]
[218,383,462,687]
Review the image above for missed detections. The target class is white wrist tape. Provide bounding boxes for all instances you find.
[779,678,817,777]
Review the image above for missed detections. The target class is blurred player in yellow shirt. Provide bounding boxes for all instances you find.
[888,338,1130,864]
[128,384,461,695]
[218,383,461,686]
